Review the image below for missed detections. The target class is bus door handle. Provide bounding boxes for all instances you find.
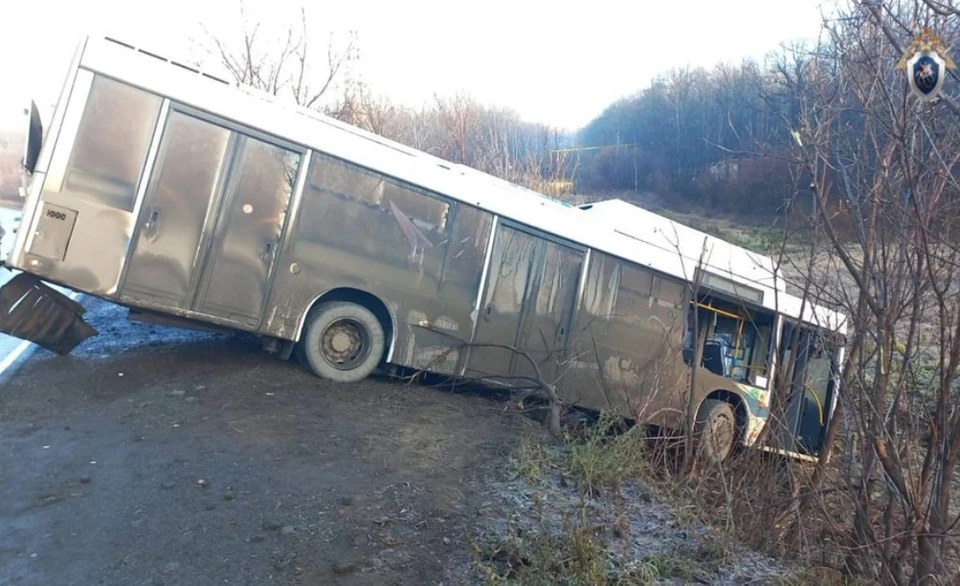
[483,304,493,321]
[261,241,275,262]
[142,207,161,240]
[144,207,160,230]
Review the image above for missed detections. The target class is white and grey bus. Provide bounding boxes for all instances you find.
[2,35,847,463]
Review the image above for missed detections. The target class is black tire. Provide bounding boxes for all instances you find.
[298,301,385,384]
[694,399,737,465]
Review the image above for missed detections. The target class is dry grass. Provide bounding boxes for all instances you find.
[475,520,635,586]
[566,411,648,497]
[472,410,860,585]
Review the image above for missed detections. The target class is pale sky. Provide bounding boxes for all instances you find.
[0,0,832,133]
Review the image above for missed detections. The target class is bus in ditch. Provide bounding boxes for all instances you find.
[1,35,847,464]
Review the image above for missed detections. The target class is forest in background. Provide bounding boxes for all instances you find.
[0,8,835,223]
[574,52,805,217]
[191,3,821,221]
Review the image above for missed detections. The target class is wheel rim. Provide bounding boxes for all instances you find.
[707,413,734,459]
[319,318,371,371]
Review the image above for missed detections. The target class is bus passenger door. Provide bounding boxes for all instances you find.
[465,225,539,380]
[120,111,232,311]
[513,239,584,385]
[775,323,836,457]
[792,331,837,456]
[193,135,301,327]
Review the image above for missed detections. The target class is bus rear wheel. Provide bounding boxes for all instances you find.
[299,301,385,383]
[694,399,736,465]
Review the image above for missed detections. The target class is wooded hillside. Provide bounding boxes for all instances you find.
[194,8,835,221]
[574,52,805,216]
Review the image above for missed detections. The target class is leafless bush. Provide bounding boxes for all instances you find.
[785,2,960,583]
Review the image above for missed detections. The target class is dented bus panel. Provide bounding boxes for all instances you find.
[0,35,849,464]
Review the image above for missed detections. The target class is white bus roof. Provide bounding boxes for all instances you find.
[574,199,847,335]
[72,35,847,336]
[574,199,786,294]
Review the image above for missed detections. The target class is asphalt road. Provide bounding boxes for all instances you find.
[0,295,536,586]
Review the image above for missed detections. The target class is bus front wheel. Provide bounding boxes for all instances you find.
[694,399,736,464]
[299,301,385,384]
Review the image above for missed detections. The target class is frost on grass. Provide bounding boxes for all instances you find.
[465,426,798,586]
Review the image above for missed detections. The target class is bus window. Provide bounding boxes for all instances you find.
[314,154,384,206]
[296,152,452,290]
[61,75,162,212]
[438,205,493,303]
[683,295,774,389]
[381,182,449,234]
[378,182,450,278]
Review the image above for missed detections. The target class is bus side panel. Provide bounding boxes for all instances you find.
[259,150,493,374]
[559,251,687,421]
[9,72,164,298]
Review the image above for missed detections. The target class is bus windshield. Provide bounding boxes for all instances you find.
[683,294,774,390]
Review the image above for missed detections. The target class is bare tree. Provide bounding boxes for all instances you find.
[767,1,960,583]
[194,0,359,112]
[192,2,578,200]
